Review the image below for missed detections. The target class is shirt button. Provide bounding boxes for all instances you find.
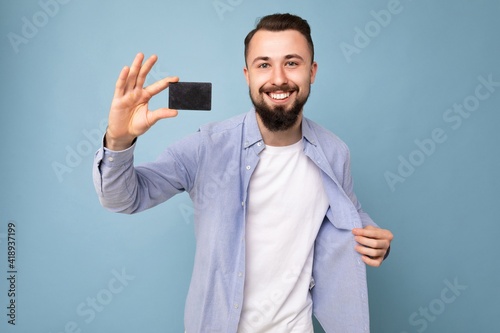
[238,272,243,277]
[234,303,239,309]
[244,141,249,146]
[108,157,114,162]
[257,142,262,146]
[245,165,251,170]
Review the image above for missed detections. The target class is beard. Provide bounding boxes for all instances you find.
[250,84,310,132]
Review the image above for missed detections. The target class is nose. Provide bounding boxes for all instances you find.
[270,66,288,87]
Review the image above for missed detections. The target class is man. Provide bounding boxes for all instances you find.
[93,13,393,333]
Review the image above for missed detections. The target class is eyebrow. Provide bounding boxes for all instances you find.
[250,54,305,66]
[285,54,305,62]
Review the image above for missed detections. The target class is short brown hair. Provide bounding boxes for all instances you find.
[244,13,315,65]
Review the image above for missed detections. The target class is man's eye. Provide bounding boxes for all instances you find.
[258,63,270,68]
[286,61,298,67]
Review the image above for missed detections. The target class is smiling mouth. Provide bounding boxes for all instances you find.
[265,90,297,103]
[268,92,291,100]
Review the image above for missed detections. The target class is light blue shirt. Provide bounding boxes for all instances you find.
[93,109,378,332]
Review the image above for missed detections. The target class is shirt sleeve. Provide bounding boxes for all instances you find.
[341,142,392,260]
[93,132,200,214]
[341,146,379,229]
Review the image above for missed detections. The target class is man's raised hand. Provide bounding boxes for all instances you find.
[105,53,179,151]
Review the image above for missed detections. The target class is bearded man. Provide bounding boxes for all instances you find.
[93,13,393,333]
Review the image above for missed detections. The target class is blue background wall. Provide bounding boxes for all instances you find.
[1,0,499,332]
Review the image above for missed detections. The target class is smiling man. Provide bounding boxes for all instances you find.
[244,27,316,137]
[94,13,393,333]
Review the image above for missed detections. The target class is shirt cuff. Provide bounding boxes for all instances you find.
[100,137,137,167]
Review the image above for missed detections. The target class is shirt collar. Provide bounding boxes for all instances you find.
[243,108,264,149]
[301,116,319,147]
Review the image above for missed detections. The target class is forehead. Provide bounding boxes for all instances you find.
[246,29,312,62]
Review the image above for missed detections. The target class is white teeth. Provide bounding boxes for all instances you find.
[269,92,290,100]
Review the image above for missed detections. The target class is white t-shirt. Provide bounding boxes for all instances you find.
[237,140,329,333]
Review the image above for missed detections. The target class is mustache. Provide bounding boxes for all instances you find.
[259,84,297,94]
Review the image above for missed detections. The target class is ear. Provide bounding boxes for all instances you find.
[243,66,250,86]
[310,61,318,84]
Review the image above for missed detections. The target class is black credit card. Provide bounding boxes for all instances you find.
[168,82,212,111]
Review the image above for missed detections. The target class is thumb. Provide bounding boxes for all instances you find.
[147,108,179,126]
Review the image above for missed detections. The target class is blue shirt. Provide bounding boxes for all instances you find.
[93,109,378,332]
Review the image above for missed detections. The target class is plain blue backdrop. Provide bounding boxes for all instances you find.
[1,0,499,332]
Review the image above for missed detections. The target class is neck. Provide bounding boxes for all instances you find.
[256,112,303,146]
